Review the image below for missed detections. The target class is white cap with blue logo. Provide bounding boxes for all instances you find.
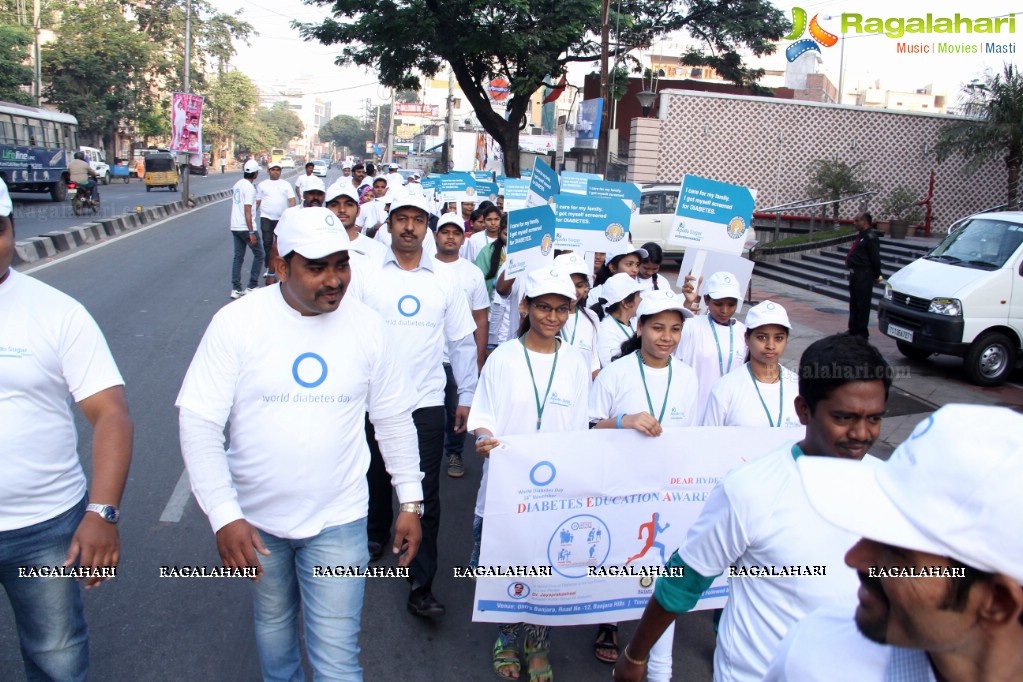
[275,207,350,259]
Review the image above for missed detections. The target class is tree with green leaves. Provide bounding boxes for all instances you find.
[806,157,874,221]
[203,69,260,160]
[318,114,370,157]
[297,0,787,177]
[0,24,33,105]
[934,63,1023,210]
[256,102,305,149]
[42,0,152,157]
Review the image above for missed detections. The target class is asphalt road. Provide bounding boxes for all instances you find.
[0,190,719,681]
[9,168,301,241]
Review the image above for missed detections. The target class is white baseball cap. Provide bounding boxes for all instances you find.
[303,177,326,194]
[388,193,431,217]
[606,243,649,261]
[342,161,353,169]
[243,159,259,173]
[744,300,791,330]
[636,289,694,320]
[325,182,359,204]
[553,253,591,278]
[436,213,465,231]
[275,207,350,259]
[702,271,742,300]
[525,266,576,300]
[799,404,1023,585]
[600,273,644,309]
[268,160,283,170]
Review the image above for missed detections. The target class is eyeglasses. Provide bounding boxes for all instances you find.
[531,302,571,316]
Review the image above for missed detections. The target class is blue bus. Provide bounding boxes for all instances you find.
[0,100,79,201]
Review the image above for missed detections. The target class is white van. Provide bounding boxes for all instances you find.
[878,211,1023,385]
[79,146,110,184]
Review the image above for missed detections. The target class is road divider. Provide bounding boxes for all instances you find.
[12,189,234,266]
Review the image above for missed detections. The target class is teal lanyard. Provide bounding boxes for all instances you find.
[747,363,783,427]
[561,308,580,345]
[709,315,734,376]
[637,352,672,424]
[613,316,634,339]
[520,335,560,430]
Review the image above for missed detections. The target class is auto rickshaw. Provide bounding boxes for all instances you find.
[144,152,180,192]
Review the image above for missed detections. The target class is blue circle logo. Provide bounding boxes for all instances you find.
[398,295,421,317]
[530,461,556,486]
[292,352,328,388]
[547,514,612,579]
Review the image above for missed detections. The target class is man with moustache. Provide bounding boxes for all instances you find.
[765,404,1023,682]
[360,194,477,618]
[614,334,891,682]
[177,207,424,681]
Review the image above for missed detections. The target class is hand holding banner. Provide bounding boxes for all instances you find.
[507,206,556,277]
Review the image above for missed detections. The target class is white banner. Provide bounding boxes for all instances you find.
[472,427,803,625]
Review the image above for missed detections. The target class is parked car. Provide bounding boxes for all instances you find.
[279,157,296,169]
[879,211,1023,385]
[311,160,328,177]
[630,184,683,259]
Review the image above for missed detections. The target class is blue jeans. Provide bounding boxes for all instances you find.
[231,230,265,291]
[250,518,369,682]
[0,496,88,682]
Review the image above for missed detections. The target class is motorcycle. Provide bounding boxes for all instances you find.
[68,181,100,216]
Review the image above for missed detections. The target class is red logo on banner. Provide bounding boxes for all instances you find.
[488,77,511,101]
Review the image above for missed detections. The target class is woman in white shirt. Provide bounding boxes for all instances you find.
[588,289,698,678]
[674,271,749,409]
[636,242,672,292]
[592,273,643,368]
[470,267,591,682]
[588,245,647,306]
[553,252,600,377]
[702,300,801,428]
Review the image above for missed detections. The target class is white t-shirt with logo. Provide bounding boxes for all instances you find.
[636,273,672,292]
[0,271,124,531]
[358,197,390,232]
[596,314,636,368]
[677,444,862,682]
[348,232,387,261]
[360,252,476,410]
[674,315,748,409]
[560,306,600,374]
[256,178,294,221]
[175,286,419,539]
[590,350,699,427]
[230,178,257,231]
[468,338,590,517]
[436,258,489,363]
[294,172,317,196]
[702,362,801,428]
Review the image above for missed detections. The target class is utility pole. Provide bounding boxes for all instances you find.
[596,0,610,175]
[32,0,40,106]
[443,69,455,171]
[383,88,395,165]
[181,0,192,204]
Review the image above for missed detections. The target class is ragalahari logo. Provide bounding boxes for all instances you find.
[784,7,838,62]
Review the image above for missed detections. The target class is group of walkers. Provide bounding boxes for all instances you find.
[3,160,1022,682]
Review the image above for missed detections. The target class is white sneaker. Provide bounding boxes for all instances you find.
[244,287,257,295]
[230,289,243,299]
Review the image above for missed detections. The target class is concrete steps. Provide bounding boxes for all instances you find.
[755,238,934,308]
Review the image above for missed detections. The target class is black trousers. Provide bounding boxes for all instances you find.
[366,405,445,590]
[259,217,279,269]
[848,269,874,338]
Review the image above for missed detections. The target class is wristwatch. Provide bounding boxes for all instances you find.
[399,502,425,517]
[86,503,120,524]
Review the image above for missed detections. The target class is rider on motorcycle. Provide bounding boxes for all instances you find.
[68,151,99,200]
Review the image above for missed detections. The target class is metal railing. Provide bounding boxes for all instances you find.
[757,191,878,242]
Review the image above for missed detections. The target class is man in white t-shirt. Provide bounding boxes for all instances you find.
[358,177,391,237]
[177,207,424,681]
[294,161,317,201]
[384,163,404,192]
[0,178,134,681]
[229,159,265,299]
[255,160,296,283]
[433,213,489,478]
[614,334,892,682]
[325,182,386,261]
[360,194,477,619]
[767,404,1023,682]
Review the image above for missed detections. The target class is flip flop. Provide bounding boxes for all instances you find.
[593,623,619,664]
[493,632,521,680]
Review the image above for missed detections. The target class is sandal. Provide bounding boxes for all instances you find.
[493,631,521,680]
[593,623,619,664]
[524,629,553,682]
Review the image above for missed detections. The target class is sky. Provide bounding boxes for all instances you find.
[211,0,1022,116]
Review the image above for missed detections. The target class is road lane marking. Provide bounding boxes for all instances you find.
[160,469,193,523]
